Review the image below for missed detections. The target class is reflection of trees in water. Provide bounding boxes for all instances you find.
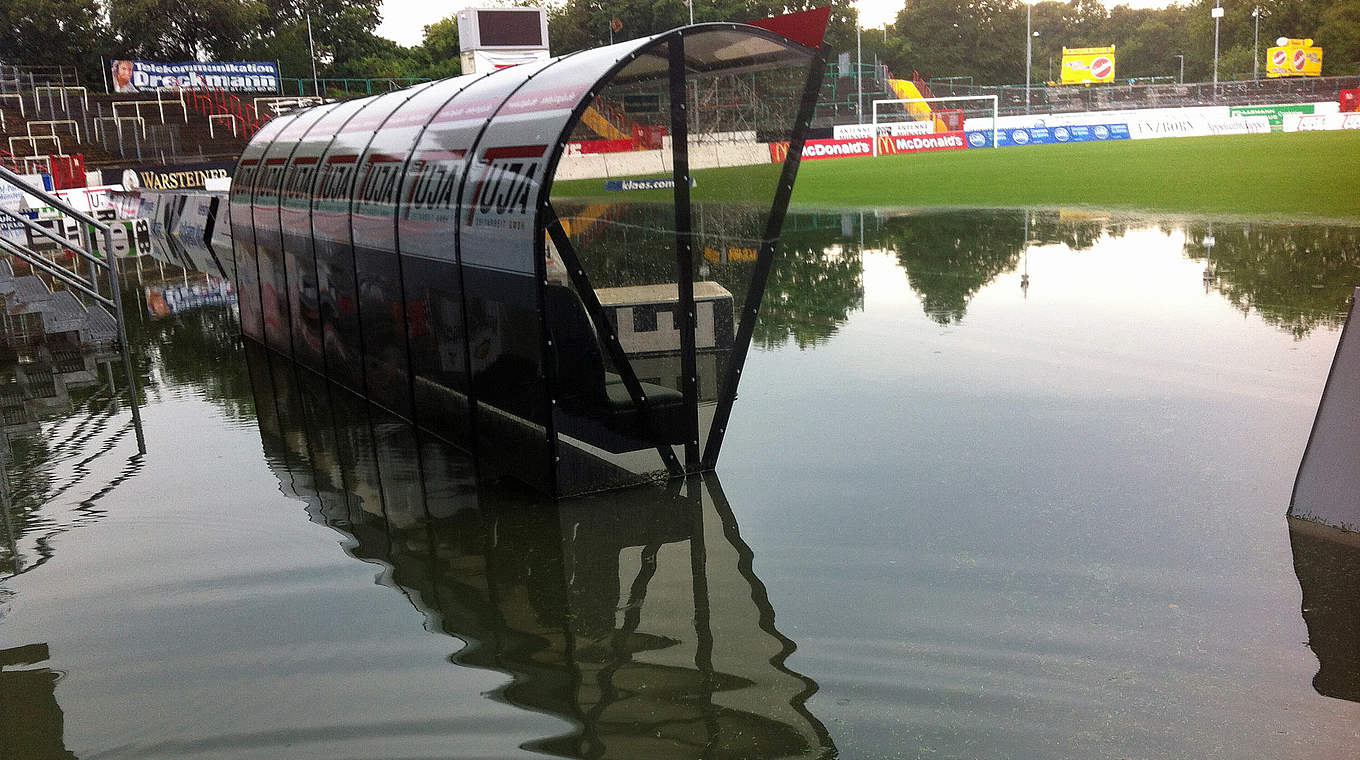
[877,209,1028,325]
[869,210,1115,325]
[553,202,868,350]
[1027,212,1127,251]
[1183,223,1360,339]
[757,219,864,350]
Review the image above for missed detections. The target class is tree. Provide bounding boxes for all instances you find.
[109,0,265,60]
[1316,0,1360,76]
[0,0,106,82]
[887,0,1029,85]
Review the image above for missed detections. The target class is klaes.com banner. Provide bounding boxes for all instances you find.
[110,59,278,93]
[1061,46,1116,85]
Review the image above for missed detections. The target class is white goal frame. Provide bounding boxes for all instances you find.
[870,95,998,156]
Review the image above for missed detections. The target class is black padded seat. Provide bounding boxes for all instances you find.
[545,284,688,449]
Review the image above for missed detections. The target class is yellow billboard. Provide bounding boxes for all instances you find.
[1267,38,1322,78]
[1061,46,1116,85]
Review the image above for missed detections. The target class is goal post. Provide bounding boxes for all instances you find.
[870,95,998,156]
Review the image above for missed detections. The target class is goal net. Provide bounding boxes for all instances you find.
[870,95,998,156]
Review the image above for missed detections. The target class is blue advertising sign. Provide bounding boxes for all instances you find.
[110,59,279,93]
[965,123,1131,148]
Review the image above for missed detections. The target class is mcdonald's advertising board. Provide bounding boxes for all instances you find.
[1267,38,1322,78]
[1060,46,1116,85]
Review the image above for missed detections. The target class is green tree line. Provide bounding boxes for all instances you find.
[878,0,1360,86]
[2,0,1356,90]
[0,0,855,87]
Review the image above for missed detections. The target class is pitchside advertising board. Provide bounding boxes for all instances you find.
[1283,112,1360,131]
[768,132,966,161]
[1229,104,1314,130]
[965,123,1130,148]
[99,161,234,191]
[832,121,934,139]
[109,59,279,93]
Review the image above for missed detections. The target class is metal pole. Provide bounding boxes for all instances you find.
[668,37,699,470]
[1025,3,1032,114]
[106,225,146,453]
[1175,54,1184,84]
[1253,7,1261,80]
[306,13,318,97]
[856,6,863,124]
[687,0,693,25]
[1212,1,1222,91]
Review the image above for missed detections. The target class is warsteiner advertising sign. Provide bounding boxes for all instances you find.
[1061,46,1116,85]
[1266,39,1322,78]
[99,161,234,191]
[109,59,278,93]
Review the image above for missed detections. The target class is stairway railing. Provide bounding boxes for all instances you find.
[0,164,145,452]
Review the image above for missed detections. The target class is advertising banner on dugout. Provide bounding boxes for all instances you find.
[1061,46,1116,85]
[109,59,279,93]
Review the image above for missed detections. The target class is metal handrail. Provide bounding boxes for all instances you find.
[0,236,114,309]
[0,163,145,452]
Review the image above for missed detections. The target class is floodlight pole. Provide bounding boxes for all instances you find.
[1174,54,1184,84]
[856,5,864,124]
[1212,1,1223,92]
[306,12,319,97]
[1025,2,1031,114]
[1253,7,1261,80]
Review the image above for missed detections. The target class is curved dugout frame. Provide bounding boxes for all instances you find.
[231,19,828,496]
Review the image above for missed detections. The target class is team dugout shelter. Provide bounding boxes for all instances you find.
[230,11,830,496]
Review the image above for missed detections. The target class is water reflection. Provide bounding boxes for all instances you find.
[6,205,1360,757]
[562,204,1360,351]
[0,643,77,759]
[770,209,1360,336]
[1182,222,1360,338]
[247,344,836,759]
[1,339,139,580]
[1289,519,1360,703]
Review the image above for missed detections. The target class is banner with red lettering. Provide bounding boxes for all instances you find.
[875,132,967,155]
[769,132,966,162]
[768,137,873,162]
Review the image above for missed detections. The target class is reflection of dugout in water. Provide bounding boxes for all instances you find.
[0,643,78,760]
[1289,518,1360,703]
[247,346,836,758]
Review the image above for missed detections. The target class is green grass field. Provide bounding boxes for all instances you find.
[553,130,1360,221]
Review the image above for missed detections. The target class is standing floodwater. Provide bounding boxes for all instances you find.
[2,209,1359,759]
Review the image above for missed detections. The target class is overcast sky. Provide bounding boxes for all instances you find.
[376,1,1181,48]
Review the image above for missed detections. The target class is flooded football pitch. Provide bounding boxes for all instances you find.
[3,208,1360,759]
